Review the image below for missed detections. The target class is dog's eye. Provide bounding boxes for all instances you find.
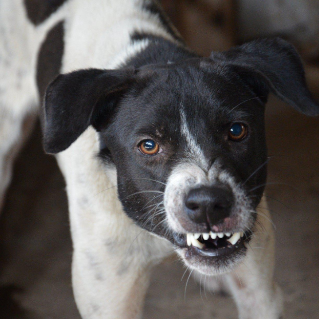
[139,139,160,155]
[228,123,248,141]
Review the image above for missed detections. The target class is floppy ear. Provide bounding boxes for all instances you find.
[43,68,136,154]
[211,38,319,116]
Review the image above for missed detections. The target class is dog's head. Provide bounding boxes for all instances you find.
[43,38,319,275]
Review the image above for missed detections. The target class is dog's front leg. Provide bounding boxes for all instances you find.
[60,137,173,319]
[69,206,171,319]
[72,245,152,319]
[225,199,284,319]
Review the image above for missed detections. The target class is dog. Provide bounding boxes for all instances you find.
[1,0,318,318]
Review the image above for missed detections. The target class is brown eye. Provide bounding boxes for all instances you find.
[139,139,160,155]
[228,123,248,141]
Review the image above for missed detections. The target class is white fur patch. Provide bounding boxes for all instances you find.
[180,108,208,169]
[62,0,180,71]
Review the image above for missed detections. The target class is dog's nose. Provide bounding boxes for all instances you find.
[185,185,234,226]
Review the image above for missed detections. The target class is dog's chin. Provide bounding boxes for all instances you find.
[172,231,250,276]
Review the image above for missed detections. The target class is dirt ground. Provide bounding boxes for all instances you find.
[0,93,318,318]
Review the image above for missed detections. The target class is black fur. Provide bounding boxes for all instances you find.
[43,68,136,154]
[211,38,319,116]
[37,21,64,103]
[24,0,67,26]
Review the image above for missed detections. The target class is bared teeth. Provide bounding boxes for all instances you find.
[227,232,241,245]
[190,234,204,249]
[186,233,204,249]
[202,233,210,240]
[186,231,244,247]
[210,231,217,239]
[186,233,192,246]
[194,233,201,240]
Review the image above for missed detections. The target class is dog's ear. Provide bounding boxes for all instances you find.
[210,38,319,116]
[43,68,136,154]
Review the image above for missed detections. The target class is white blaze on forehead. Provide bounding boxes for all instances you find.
[180,108,208,169]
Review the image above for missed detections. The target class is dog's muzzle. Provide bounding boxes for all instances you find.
[164,164,254,275]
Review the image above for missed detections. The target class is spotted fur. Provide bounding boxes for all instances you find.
[1,1,318,318]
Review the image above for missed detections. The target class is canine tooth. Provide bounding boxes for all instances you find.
[203,233,210,240]
[228,232,241,245]
[191,236,204,249]
[187,234,192,246]
[210,232,217,239]
[194,233,201,240]
[240,232,244,237]
[217,233,224,238]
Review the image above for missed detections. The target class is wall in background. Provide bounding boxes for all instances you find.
[238,0,319,43]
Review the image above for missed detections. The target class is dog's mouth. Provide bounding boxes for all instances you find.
[172,230,251,273]
[185,231,246,256]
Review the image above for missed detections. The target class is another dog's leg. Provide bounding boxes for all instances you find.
[0,1,38,211]
[225,197,284,319]
[0,111,36,211]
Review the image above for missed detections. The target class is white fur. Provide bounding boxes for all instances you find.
[180,108,209,169]
[0,0,283,318]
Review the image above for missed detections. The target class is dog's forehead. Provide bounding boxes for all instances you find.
[135,60,255,109]
[118,61,260,131]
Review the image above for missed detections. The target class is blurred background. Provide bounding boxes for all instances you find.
[0,1,318,318]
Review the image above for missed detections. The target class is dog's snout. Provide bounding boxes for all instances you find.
[185,185,234,226]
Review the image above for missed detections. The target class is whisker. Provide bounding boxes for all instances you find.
[181,267,189,281]
[129,178,167,186]
[227,96,262,114]
[142,194,164,210]
[122,190,164,201]
[243,158,270,185]
[262,195,291,210]
[248,182,298,193]
[184,269,194,300]
[252,210,277,230]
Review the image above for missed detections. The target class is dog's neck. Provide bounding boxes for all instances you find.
[62,0,188,72]
[123,33,197,69]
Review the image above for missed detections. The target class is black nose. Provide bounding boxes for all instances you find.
[185,185,234,225]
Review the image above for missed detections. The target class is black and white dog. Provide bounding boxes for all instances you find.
[1,0,318,318]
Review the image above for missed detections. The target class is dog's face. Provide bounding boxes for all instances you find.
[43,38,319,275]
[98,61,267,274]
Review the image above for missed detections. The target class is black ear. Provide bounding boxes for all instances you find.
[43,68,136,154]
[211,38,319,116]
